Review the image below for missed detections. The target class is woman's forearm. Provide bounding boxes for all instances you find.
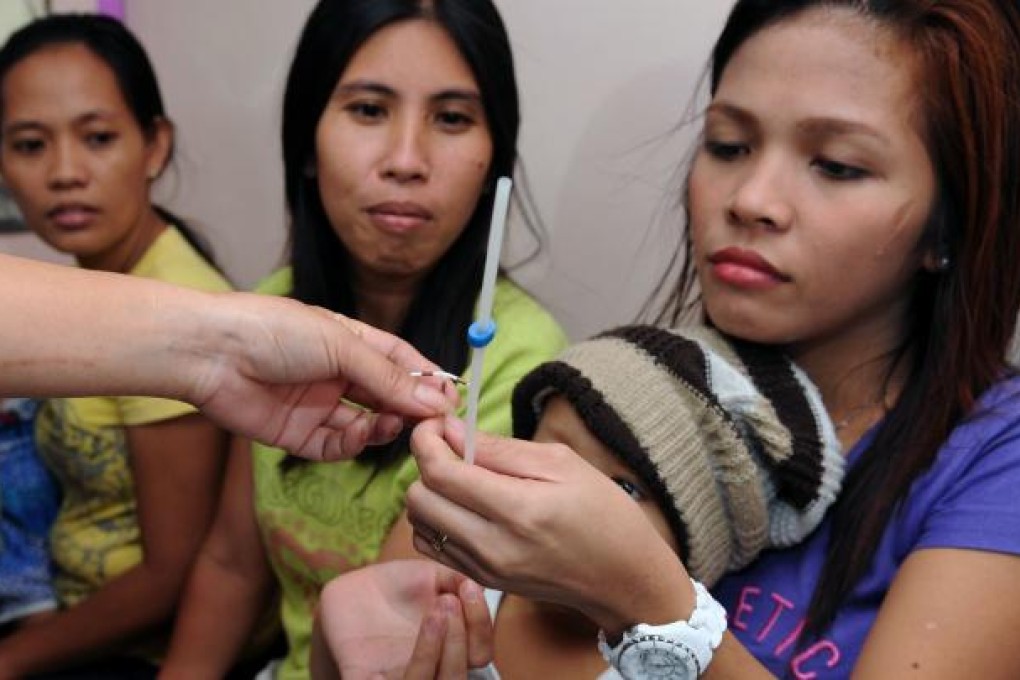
[0,252,454,459]
[702,633,777,679]
[0,253,210,400]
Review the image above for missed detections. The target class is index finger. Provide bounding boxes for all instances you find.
[327,316,456,417]
[409,418,563,523]
[436,595,468,680]
[402,605,447,680]
[459,580,494,669]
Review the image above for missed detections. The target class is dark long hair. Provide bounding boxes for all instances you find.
[0,13,218,268]
[282,0,529,464]
[660,0,1020,639]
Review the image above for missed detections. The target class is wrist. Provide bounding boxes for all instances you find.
[164,289,243,405]
[596,545,696,638]
[118,280,223,403]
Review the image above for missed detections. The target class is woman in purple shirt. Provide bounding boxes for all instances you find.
[339,0,1020,678]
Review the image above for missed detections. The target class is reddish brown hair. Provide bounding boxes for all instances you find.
[660,0,1020,638]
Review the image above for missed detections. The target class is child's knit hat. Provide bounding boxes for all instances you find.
[512,325,844,587]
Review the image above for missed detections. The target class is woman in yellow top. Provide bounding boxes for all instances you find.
[161,1,567,678]
[0,15,230,677]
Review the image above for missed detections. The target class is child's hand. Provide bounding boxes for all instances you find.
[311,559,492,680]
[402,593,474,679]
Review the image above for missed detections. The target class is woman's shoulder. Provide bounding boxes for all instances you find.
[902,372,1020,555]
[492,277,568,348]
[978,371,1020,408]
[931,372,1020,473]
[253,266,293,296]
[132,226,232,293]
[950,372,1020,447]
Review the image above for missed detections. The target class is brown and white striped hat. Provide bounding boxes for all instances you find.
[511,324,843,587]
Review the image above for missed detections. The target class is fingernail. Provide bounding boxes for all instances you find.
[462,580,482,603]
[379,415,404,441]
[414,384,453,414]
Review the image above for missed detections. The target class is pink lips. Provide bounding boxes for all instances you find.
[707,247,790,289]
[47,203,98,230]
[366,201,433,234]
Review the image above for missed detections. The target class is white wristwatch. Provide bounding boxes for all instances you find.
[597,579,727,679]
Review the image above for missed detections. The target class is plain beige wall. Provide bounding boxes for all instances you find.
[0,1,735,340]
[495,1,735,338]
[130,1,317,288]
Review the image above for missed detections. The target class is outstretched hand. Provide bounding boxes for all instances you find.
[311,559,492,680]
[406,417,695,636]
[187,294,457,461]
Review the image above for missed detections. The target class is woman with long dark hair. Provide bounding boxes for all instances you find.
[355,0,1020,677]
[162,1,565,677]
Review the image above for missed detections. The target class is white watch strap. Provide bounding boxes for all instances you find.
[598,578,727,678]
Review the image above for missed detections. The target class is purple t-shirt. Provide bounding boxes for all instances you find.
[713,376,1020,678]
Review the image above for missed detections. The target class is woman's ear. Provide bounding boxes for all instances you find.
[920,218,952,273]
[920,191,954,274]
[145,117,174,182]
[921,247,951,274]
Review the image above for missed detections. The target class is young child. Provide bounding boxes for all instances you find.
[0,398,59,630]
[315,324,845,678]
[512,324,843,586]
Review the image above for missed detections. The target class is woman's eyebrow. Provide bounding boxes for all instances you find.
[705,101,757,127]
[4,110,116,134]
[334,80,481,106]
[431,89,482,105]
[797,117,890,144]
[333,80,395,98]
[3,120,45,135]
[706,102,890,145]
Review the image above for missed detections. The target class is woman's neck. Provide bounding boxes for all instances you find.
[78,207,166,274]
[787,308,912,449]
[352,269,426,333]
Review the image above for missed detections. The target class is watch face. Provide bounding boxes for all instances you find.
[619,639,699,680]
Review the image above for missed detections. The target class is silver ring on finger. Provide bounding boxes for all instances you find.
[431,531,450,554]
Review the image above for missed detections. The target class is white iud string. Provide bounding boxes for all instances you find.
[408,370,468,386]
[464,177,513,465]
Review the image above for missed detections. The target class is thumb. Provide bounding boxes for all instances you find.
[442,416,565,481]
[327,317,455,418]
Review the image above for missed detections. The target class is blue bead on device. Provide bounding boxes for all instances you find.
[467,320,497,348]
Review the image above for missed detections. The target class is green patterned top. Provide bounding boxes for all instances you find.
[251,269,567,679]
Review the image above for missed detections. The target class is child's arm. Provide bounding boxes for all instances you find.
[160,436,278,680]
